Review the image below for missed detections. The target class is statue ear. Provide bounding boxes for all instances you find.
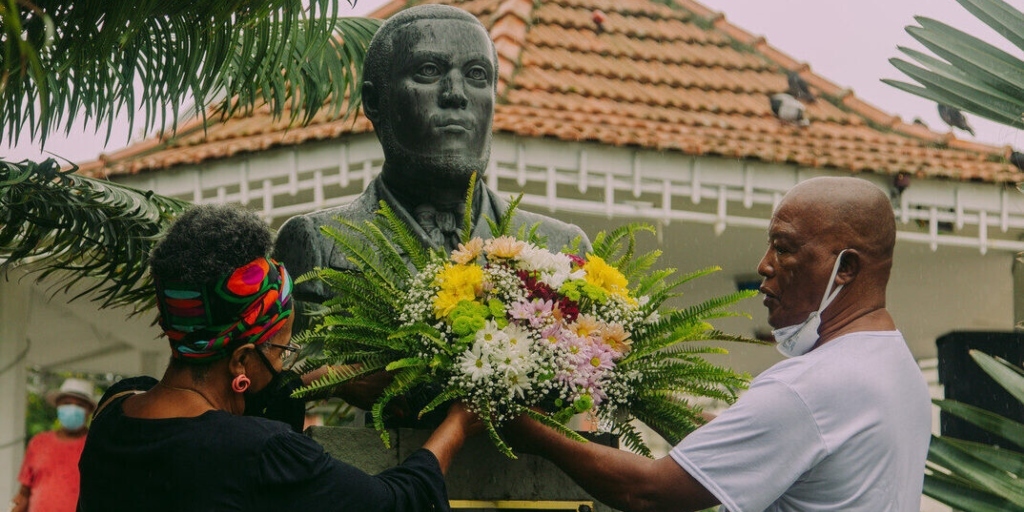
[362,81,380,123]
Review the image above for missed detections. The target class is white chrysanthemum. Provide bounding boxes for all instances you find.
[476,320,507,346]
[459,342,494,383]
[501,323,533,357]
[504,369,532,400]
[517,246,566,271]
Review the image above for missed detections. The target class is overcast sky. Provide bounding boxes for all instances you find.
[4,0,1022,164]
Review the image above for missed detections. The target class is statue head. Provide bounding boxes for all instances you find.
[362,5,498,194]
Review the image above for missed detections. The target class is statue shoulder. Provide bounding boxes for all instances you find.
[273,189,381,273]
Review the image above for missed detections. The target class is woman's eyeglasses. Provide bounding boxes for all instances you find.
[267,342,301,370]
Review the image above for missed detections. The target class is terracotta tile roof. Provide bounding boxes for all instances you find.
[77,0,1022,183]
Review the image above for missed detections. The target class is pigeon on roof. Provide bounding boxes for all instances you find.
[592,9,607,34]
[1010,151,1024,172]
[938,104,975,136]
[786,71,815,103]
[770,93,809,126]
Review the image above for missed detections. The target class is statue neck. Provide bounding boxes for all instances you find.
[380,165,476,213]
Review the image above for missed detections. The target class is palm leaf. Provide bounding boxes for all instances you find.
[0,159,187,311]
[888,0,1024,129]
[928,435,1024,506]
[1,1,381,148]
[934,399,1024,449]
[971,350,1024,406]
[924,471,1021,511]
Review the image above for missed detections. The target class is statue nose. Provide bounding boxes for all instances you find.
[439,73,468,109]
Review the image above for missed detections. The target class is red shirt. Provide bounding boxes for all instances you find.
[18,431,87,512]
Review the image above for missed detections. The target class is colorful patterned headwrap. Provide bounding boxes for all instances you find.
[155,257,294,362]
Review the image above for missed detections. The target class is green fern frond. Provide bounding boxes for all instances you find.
[376,200,430,270]
[591,223,654,264]
[417,386,468,419]
[372,366,430,447]
[521,407,590,444]
[485,415,516,459]
[614,421,653,458]
[389,323,446,349]
[631,397,705,445]
[461,173,478,244]
[619,249,661,284]
[311,269,400,318]
[634,268,677,299]
[291,360,389,399]
[322,222,401,294]
[491,194,524,238]
[357,220,416,286]
[385,357,429,372]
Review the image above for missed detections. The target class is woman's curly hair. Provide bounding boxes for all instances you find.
[149,204,272,284]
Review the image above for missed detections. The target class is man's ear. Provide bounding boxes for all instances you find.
[229,343,257,376]
[836,250,860,285]
[362,81,379,123]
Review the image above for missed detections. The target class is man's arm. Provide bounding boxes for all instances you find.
[10,485,29,512]
[505,415,718,512]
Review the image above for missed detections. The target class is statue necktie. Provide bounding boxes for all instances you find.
[413,204,462,251]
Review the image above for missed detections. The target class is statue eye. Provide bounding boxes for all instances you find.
[419,63,440,77]
[467,66,488,81]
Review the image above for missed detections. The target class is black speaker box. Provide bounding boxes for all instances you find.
[936,331,1024,446]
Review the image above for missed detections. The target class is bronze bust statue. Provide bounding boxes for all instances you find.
[273,4,591,326]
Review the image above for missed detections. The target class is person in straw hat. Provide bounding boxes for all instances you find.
[11,378,96,512]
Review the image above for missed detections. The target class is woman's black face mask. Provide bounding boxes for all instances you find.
[243,347,285,416]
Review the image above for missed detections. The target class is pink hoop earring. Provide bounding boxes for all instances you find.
[231,374,251,393]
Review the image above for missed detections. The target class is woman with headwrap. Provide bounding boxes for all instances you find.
[77,205,479,512]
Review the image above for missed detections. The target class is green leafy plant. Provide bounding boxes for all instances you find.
[924,350,1024,510]
[884,0,1024,130]
[0,158,188,311]
[0,2,381,311]
[1,1,381,147]
[292,176,762,457]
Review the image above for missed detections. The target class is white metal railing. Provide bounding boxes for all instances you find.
[116,134,1024,254]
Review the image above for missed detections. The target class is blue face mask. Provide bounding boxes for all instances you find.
[773,249,849,358]
[57,404,87,431]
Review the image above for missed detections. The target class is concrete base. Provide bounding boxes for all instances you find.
[308,426,619,512]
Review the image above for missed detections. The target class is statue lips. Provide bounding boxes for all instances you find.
[433,116,473,135]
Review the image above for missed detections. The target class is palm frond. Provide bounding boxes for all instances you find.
[887,0,1024,129]
[1,1,382,148]
[0,159,187,311]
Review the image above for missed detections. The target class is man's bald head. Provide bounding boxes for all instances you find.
[781,177,896,264]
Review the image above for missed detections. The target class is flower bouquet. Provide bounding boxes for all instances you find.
[293,176,759,457]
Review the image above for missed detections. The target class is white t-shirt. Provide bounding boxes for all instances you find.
[669,331,931,512]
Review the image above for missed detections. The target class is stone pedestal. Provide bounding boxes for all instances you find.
[308,426,619,511]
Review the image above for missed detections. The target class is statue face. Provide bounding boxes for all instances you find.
[373,18,495,185]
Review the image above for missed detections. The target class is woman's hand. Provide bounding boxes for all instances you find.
[422,401,482,475]
[445,401,484,438]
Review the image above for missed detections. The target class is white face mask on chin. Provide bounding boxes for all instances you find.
[773,249,849,358]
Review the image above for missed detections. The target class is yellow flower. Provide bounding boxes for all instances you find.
[583,255,631,300]
[451,238,483,265]
[484,236,525,261]
[433,264,484,318]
